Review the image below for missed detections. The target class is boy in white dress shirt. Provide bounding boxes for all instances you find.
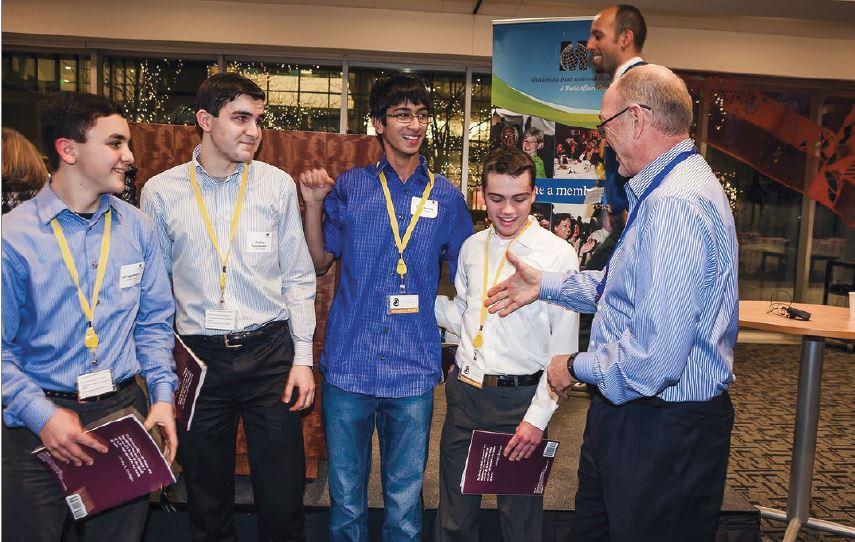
[434,146,579,542]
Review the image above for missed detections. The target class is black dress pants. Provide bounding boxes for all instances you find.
[571,390,734,542]
[435,370,544,542]
[179,324,305,542]
[2,383,150,542]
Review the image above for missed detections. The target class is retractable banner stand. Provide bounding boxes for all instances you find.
[491,17,608,222]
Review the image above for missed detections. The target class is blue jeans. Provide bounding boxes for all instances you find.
[322,380,434,542]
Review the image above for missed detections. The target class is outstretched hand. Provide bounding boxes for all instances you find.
[484,252,542,317]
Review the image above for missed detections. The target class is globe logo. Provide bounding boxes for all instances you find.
[560,41,588,71]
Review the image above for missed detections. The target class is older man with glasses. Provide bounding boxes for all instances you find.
[485,65,738,542]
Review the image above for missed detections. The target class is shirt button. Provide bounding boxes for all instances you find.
[92,263,98,269]
[383,327,390,333]
[397,214,404,220]
[379,355,386,361]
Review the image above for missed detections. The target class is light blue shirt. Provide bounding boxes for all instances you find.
[540,139,739,404]
[2,183,178,434]
[141,146,316,366]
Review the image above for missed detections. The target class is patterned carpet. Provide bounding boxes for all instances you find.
[728,342,855,541]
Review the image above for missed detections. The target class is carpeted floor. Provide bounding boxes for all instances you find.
[726,342,855,541]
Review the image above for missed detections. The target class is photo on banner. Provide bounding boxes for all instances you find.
[492,17,608,225]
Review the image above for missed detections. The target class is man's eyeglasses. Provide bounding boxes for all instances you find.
[596,104,652,137]
[384,112,431,125]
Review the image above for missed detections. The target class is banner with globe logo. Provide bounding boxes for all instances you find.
[491,17,608,209]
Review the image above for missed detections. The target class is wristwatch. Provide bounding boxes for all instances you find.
[566,352,580,381]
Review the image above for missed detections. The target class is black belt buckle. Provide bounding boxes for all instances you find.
[223,333,244,349]
[78,389,117,404]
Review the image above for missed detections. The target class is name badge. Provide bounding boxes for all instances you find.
[387,294,419,315]
[458,362,485,389]
[411,197,438,219]
[246,231,273,253]
[119,262,145,289]
[77,369,115,399]
[205,308,237,330]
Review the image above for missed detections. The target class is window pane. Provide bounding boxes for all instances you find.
[228,61,342,133]
[2,52,90,143]
[102,56,216,125]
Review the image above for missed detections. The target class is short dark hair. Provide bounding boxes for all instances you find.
[37,92,123,172]
[369,74,431,122]
[482,147,536,190]
[615,4,647,52]
[196,72,265,118]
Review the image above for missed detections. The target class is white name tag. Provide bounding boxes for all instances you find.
[387,294,419,315]
[411,197,438,219]
[119,262,145,289]
[205,308,237,330]
[246,231,273,253]
[77,369,115,399]
[458,362,485,389]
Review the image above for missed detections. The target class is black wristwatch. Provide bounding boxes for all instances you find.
[566,353,580,381]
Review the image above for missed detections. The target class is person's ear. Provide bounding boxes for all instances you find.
[372,116,385,135]
[196,109,214,133]
[55,138,77,166]
[618,29,634,50]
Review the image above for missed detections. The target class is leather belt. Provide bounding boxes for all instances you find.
[482,370,543,388]
[43,376,138,403]
[191,320,284,350]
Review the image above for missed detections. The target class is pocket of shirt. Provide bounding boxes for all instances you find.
[118,283,142,310]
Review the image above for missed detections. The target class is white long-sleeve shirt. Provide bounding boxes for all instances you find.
[436,217,579,429]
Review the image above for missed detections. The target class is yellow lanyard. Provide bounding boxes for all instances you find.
[50,209,112,363]
[190,163,250,304]
[473,218,532,349]
[378,167,435,284]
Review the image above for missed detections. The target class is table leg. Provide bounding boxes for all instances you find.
[782,336,824,542]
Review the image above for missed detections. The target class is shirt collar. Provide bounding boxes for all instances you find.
[614,56,644,80]
[192,144,247,184]
[377,154,430,186]
[35,180,121,226]
[490,216,539,249]
[626,138,695,199]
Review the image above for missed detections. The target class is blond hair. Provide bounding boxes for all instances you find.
[2,128,49,191]
[614,65,692,136]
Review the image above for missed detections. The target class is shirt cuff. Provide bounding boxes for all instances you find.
[539,271,565,302]
[293,341,314,367]
[149,381,175,405]
[572,351,598,385]
[522,403,555,431]
[19,395,59,435]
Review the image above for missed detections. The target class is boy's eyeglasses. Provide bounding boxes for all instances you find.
[384,112,431,125]
[596,103,652,137]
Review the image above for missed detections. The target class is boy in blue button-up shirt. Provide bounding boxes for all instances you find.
[300,74,473,542]
[2,92,178,542]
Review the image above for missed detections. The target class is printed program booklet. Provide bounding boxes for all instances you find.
[460,430,559,496]
[173,333,207,431]
[32,413,175,520]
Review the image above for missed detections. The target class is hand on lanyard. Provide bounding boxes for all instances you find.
[50,209,111,364]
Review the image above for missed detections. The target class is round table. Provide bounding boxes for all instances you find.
[738,300,855,541]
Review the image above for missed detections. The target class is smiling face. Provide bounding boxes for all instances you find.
[484,171,535,239]
[71,114,134,195]
[373,100,428,161]
[587,7,624,76]
[200,93,265,166]
[553,218,572,240]
[522,135,541,155]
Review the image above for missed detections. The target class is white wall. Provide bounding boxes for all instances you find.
[4,0,855,81]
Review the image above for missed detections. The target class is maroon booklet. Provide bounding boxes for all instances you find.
[173,333,207,432]
[32,414,175,520]
[460,430,559,496]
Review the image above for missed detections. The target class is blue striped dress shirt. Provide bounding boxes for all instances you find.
[321,155,473,397]
[540,139,739,404]
[2,184,178,433]
[140,146,317,366]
